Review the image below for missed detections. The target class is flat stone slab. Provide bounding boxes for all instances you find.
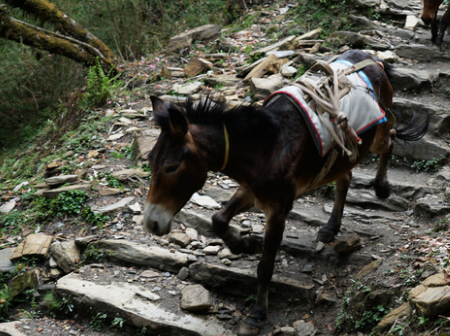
[49,241,81,273]
[96,239,192,272]
[56,273,235,336]
[351,172,439,201]
[181,284,212,311]
[0,199,16,213]
[189,261,314,299]
[112,168,150,179]
[11,234,53,262]
[91,196,135,213]
[45,174,78,186]
[0,248,15,272]
[35,184,91,199]
[0,322,27,336]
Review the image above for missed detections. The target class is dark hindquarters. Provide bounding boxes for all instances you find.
[435,5,450,47]
[317,50,394,242]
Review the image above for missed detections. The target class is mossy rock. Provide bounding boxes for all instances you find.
[8,270,39,298]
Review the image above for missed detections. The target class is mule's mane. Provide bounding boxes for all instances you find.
[155,95,277,138]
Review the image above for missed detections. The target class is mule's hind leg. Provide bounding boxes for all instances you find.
[318,172,352,243]
[371,123,395,199]
[436,6,450,47]
[212,186,262,254]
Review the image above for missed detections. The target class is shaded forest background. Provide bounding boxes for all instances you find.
[0,0,245,150]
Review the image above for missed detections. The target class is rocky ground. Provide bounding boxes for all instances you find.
[1,0,450,335]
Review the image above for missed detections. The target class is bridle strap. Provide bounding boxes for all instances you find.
[220,122,229,171]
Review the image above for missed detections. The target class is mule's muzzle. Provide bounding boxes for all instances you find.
[147,219,171,236]
[421,17,432,25]
[143,203,173,236]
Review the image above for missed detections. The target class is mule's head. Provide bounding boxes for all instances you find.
[144,96,209,236]
[421,0,441,25]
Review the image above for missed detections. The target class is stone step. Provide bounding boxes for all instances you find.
[95,239,196,272]
[351,172,440,201]
[0,322,26,336]
[55,272,236,336]
[393,98,448,137]
[189,261,315,298]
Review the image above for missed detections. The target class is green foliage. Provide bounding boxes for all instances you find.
[0,284,13,316]
[294,64,307,80]
[0,40,84,149]
[33,190,89,222]
[82,58,123,108]
[0,211,26,236]
[81,244,114,265]
[103,174,123,189]
[354,305,389,329]
[111,315,125,330]
[286,0,354,37]
[19,190,110,228]
[435,214,450,232]
[83,208,110,228]
[111,145,133,160]
[90,310,108,331]
[229,12,260,34]
[244,293,257,305]
[410,156,447,173]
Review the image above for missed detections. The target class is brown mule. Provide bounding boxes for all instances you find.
[421,0,450,48]
[143,50,429,335]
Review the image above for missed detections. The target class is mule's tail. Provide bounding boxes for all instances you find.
[394,112,430,142]
[376,58,430,142]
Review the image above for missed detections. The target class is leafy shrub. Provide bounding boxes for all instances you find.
[82,58,123,107]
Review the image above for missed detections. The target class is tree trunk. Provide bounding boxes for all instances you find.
[0,7,116,73]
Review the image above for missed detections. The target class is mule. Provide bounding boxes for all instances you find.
[421,0,450,48]
[143,50,429,335]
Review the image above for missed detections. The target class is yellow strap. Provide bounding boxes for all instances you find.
[220,122,229,171]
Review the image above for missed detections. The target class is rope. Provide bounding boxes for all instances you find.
[220,122,230,171]
[293,60,368,162]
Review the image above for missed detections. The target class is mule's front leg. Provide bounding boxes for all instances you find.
[239,211,286,335]
[318,172,351,243]
[212,186,262,254]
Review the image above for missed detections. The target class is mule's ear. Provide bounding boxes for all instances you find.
[150,96,167,117]
[168,104,189,136]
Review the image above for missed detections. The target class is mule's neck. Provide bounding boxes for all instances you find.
[189,117,275,184]
[189,123,231,172]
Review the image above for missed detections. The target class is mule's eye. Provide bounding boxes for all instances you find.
[164,164,180,174]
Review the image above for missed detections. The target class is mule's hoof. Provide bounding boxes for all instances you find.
[317,228,335,243]
[237,319,261,336]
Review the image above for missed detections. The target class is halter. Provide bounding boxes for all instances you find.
[220,122,229,171]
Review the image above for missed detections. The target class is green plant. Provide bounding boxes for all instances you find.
[0,284,13,316]
[83,208,110,228]
[354,305,390,329]
[82,58,123,108]
[18,309,35,319]
[111,315,125,330]
[244,294,257,305]
[435,214,450,231]
[90,311,108,331]
[104,174,123,188]
[111,145,133,160]
[294,65,307,80]
[410,156,447,173]
[80,244,114,265]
